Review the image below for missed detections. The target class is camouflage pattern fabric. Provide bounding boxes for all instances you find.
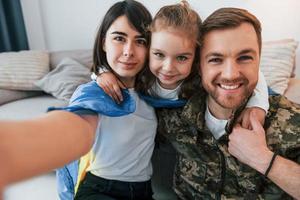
[156,92,300,200]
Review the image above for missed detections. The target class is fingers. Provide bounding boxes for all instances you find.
[117,80,126,89]
[96,73,125,104]
[238,109,251,129]
[242,113,251,129]
[99,81,120,103]
[112,84,123,103]
[250,112,265,134]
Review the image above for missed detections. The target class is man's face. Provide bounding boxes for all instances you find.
[200,23,260,110]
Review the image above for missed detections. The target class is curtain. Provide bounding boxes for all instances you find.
[0,0,29,52]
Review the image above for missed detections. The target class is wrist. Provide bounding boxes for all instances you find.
[264,151,278,177]
[251,148,274,174]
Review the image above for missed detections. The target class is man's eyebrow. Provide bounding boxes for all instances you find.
[205,52,223,59]
[238,49,257,55]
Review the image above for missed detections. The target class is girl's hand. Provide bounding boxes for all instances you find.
[237,107,266,129]
[96,72,126,104]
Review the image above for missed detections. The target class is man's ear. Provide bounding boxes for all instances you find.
[102,38,106,52]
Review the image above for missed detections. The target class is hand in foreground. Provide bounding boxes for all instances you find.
[237,107,266,129]
[96,72,126,104]
[228,112,273,174]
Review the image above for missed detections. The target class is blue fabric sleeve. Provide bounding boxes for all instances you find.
[139,93,187,108]
[47,81,135,117]
[268,86,279,96]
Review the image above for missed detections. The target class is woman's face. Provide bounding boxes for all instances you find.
[103,15,148,87]
[149,29,196,89]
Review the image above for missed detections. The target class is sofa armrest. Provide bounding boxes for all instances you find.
[284,78,300,104]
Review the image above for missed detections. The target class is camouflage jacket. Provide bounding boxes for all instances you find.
[156,92,300,200]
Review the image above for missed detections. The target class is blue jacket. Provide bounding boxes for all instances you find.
[51,81,186,200]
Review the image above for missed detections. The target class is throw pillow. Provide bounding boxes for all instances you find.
[260,39,298,95]
[0,89,43,105]
[49,49,93,70]
[0,50,49,90]
[34,57,91,101]
[284,78,300,104]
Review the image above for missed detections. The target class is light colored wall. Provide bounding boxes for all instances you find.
[20,0,300,77]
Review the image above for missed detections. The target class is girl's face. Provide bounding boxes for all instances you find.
[149,29,196,89]
[103,15,148,88]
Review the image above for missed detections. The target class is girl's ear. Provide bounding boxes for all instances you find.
[102,38,106,52]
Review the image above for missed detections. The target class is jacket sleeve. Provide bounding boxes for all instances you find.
[259,95,300,199]
[48,81,135,117]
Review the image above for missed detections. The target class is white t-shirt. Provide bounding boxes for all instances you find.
[88,89,157,182]
[149,79,181,100]
[205,105,228,139]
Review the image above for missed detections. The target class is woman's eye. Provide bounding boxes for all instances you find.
[177,56,188,62]
[114,36,125,42]
[136,39,147,46]
[208,57,222,63]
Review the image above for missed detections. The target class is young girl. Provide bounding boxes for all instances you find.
[0,1,157,200]
[95,0,269,128]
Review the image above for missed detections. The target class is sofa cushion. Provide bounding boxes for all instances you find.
[260,39,298,94]
[0,89,43,105]
[0,50,50,90]
[284,78,300,104]
[0,95,68,120]
[50,49,93,70]
[35,58,91,101]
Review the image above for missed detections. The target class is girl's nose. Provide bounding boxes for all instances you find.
[162,59,173,71]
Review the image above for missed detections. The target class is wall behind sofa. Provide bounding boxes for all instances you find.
[20,0,300,77]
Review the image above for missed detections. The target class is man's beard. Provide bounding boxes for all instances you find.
[210,88,252,110]
[203,78,255,110]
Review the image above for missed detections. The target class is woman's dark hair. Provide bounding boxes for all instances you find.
[92,0,152,75]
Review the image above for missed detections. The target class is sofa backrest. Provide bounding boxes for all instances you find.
[49,49,93,70]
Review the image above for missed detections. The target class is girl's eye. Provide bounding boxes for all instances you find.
[136,39,147,46]
[153,52,164,58]
[114,36,125,42]
[208,57,222,64]
[177,56,188,62]
[238,55,253,62]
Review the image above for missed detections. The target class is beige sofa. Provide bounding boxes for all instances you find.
[1,43,300,199]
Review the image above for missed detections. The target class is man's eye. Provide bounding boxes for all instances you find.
[177,56,188,62]
[136,39,147,46]
[114,36,125,42]
[238,55,253,62]
[208,58,222,63]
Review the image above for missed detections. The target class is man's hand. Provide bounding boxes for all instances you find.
[96,72,126,104]
[228,112,273,174]
[237,107,266,129]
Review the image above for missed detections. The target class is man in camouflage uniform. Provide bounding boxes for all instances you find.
[157,8,300,199]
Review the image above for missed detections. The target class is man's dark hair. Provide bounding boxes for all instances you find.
[201,7,262,53]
